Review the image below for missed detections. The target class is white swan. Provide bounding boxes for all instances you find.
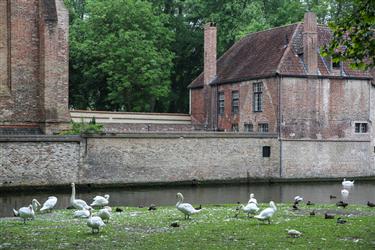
[87,208,105,233]
[254,201,277,224]
[90,194,110,207]
[70,183,89,210]
[341,189,349,201]
[74,208,91,218]
[248,193,258,205]
[97,206,111,223]
[13,205,35,224]
[239,202,259,217]
[294,196,303,204]
[31,199,41,212]
[40,196,58,213]
[176,192,201,219]
[342,178,354,187]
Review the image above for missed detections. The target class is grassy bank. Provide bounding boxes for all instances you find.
[1,203,374,249]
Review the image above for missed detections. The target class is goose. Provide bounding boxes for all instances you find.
[97,206,111,223]
[248,193,258,205]
[74,207,91,218]
[342,178,354,187]
[70,183,89,210]
[31,199,41,212]
[176,192,201,219]
[238,202,259,217]
[87,208,105,233]
[90,194,110,208]
[254,201,277,224]
[341,189,349,201]
[13,205,35,224]
[40,196,58,213]
[294,196,303,205]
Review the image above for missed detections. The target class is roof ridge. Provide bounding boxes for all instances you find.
[277,23,302,73]
[239,22,301,40]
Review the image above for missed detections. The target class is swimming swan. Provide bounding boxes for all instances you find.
[342,178,354,187]
[176,192,201,219]
[254,201,277,224]
[13,205,35,224]
[40,196,58,213]
[70,183,89,210]
[87,208,105,233]
[91,194,110,208]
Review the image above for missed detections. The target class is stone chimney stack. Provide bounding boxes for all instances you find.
[303,12,318,75]
[204,22,217,85]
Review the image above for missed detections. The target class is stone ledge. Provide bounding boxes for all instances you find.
[82,132,279,139]
[0,135,81,142]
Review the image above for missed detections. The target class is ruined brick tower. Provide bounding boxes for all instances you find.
[0,0,70,134]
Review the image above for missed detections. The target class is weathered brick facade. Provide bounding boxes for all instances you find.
[0,0,70,134]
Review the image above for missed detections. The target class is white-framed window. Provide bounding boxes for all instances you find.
[244,123,253,132]
[232,91,239,114]
[258,123,269,133]
[355,122,368,133]
[218,92,224,115]
[253,82,263,112]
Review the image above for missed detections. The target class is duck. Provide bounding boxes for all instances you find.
[287,229,302,238]
[70,183,89,210]
[238,202,260,217]
[176,192,201,219]
[248,193,258,205]
[148,204,157,211]
[306,201,314,206]
[324,212,335,219]
[97,206,111,223]
[367,201,375,207]
[87,208,105,233]
[40,196,58,213]
[336,200,348,208]
[31,199,41,212]
[309,210,316,216]
[342,178,354,187]
[90,194,110,208]
[74,208,91,218]
[337,217,347,224]
[13,205,35,224]
[341,189,349,201]
[254,201,277,224]
[115,207,123,212]
[294,196,303,205]
[329,195,337,199]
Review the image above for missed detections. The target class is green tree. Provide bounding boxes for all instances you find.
[322,0,375,69]
[69,0,174,111]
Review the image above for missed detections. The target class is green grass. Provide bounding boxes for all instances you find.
[1,203,374,249]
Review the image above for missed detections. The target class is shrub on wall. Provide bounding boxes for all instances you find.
[60,118,103,135]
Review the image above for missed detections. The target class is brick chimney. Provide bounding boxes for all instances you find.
[204,22,217,85]
[303,12,318,75]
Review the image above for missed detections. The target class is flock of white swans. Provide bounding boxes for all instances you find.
[12,178,372,235]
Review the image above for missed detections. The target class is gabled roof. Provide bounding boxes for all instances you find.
[188,23,372,89]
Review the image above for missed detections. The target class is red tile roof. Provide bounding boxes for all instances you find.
[188,23,372,89]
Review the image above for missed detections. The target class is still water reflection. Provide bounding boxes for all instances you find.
[1,181,374,217]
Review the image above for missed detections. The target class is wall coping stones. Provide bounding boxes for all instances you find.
[0,135,81,142]
[82,132,279,139]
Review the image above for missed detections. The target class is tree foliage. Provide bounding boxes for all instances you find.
[66,0,372,113]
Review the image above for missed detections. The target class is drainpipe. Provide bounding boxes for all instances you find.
[278,74,283,178]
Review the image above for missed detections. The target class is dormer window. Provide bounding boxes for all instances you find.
[332,61,341,69]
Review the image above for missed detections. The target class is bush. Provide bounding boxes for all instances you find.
[60,118,104,135]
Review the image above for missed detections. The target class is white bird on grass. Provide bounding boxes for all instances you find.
[287,229,302,238]
[31,199,41,212]
[254,201,277,224]
[248,193,258,205]
[70,183,90,210]
[13,205,35,224]
[40,196,58,213]
[342,178,354,187]
[341,189,349,202]
[91,194,110,208]
[176,192,201,219]
[74,208,91,218]
[97,206,111,223]
[237,202,259,218]
[87,208,105,233]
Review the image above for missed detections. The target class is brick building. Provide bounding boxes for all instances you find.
[189,13,375,176]
[0,0,70,134]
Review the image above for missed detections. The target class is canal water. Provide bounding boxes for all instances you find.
[1,181,374,217]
